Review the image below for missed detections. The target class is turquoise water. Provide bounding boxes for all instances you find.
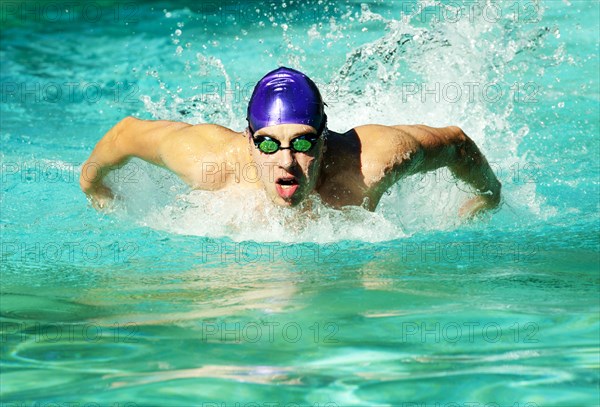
[1,0,599,405]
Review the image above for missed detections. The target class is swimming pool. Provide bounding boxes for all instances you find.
[1,0,598,405]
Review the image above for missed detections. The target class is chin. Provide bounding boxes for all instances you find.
[271,194,304,207]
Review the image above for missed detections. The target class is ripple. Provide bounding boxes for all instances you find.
[0,293,90,322]
[11,340,144,368]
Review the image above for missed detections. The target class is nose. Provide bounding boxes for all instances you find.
[277,148,296,170]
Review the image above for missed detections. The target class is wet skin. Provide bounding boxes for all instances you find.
[80,118,501,217]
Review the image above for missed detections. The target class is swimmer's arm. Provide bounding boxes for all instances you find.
[405,125,502,217]
[80,117,214,209]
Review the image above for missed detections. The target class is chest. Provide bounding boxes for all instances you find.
[316,164,379,209]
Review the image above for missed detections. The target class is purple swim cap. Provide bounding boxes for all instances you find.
[247,67,326,134]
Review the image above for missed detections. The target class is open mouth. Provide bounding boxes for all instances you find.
[277,177,298,186]
[275,177,300,199]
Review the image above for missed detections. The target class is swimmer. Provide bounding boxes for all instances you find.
[80,67,501,217]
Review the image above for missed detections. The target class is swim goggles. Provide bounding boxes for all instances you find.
[252,134,319,154]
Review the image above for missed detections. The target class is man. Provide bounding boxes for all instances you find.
[80,67,501,217]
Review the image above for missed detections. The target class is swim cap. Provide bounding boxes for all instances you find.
[247,67,326,134]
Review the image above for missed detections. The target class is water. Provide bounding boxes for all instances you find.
[1,0,599,405]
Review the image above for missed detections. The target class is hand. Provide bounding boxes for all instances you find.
[84,183,115,211]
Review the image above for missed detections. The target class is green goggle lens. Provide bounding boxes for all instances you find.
[259,139,279,153]
[291,138,313,152]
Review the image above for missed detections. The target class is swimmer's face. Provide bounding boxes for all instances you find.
[248,123,325,207]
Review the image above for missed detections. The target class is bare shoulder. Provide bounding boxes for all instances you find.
[119,117,246,188]
[351,124,421,170]
[352,123,466,157]
[353,124,421,149]
[121,116,243,146]
[347,124,465,185]
[121,115,191,132]
[391,124,466,147]
[161,122,245,154]
[161,123,247,188]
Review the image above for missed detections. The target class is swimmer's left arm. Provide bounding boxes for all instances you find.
[401,125,502,218]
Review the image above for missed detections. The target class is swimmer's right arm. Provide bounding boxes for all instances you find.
[79,117,210,209]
